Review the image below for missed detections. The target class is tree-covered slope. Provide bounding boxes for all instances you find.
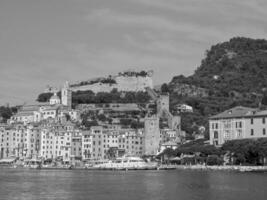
[168,37,267,138]
[172,37,267,96]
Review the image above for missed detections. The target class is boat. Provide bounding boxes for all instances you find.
[41,164,72,170]
[92,156,158,170]
[23,158,42,169]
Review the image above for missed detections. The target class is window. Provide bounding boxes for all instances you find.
[214,131,218,139]
[251,118,254,124]
[237,130,242,137]
[263,118,266,124]
[263,128,266,135]
[251,129,254,136]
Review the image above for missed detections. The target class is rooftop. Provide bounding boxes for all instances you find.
[209,106,258,119]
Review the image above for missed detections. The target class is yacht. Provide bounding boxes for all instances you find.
[93,156,158,170]
[23,159,41,169]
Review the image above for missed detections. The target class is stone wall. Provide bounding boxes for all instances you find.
[70,75,153,93]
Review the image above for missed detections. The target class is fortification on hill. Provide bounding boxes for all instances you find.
[68,70,154,93]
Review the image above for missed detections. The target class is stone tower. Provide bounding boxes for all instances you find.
[157,94,169,116]
[144,115,160,155]
[61,81,72,109]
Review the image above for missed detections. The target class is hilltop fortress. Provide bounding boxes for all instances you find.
[55,70,154,93]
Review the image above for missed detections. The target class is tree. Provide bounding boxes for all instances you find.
[161,83,169,93]
[106,147,117,160]
[37,92,53,102]
[97,114,107,122]
[206,155,223,166]
[0,106,17,122]
[82,120,98,129]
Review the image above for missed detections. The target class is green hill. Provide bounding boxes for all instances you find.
[167,37,267,138]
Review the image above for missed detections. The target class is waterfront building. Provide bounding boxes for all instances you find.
[40,128,55,160]
[70,135,83,163]
[91,126,105,159]
[158,141,179,154]
[40,121,78,162]
[0,123,25,158]
[209,106,267,146]
[81,127,144,160]
[81,130,93,160]
[24,124,41,158]
[144,116,160,155]
[0,123,40,159]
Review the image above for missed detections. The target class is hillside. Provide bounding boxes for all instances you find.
[37,89,151,105]
[167,37,267,138]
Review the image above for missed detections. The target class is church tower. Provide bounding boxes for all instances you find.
[61,81,72,109]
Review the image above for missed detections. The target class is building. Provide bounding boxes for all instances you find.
[158,141,178,154]
[81,130,93,160]
[209,106,267,146]
[0,123,41,159]
[157,94,170,117]
[49,93,61,105]
[61,81,72,109]
[144,116,160,155]
[176,104,193,113]
[10,82,78,125]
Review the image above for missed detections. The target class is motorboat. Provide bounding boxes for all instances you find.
[93,156,158,170]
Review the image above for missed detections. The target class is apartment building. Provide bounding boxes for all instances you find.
[209,106,267,146]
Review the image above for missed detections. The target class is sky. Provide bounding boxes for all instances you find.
[0,0,267,105]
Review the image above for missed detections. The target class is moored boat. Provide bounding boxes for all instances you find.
[92,156,158,170]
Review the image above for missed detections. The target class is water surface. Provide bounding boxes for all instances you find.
[0,169,266,200]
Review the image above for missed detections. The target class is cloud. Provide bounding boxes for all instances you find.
[86,8,226,41]
[68,43,198,85]
[1,0,267,105]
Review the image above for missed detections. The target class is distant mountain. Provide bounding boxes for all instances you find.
[167,37,267,138]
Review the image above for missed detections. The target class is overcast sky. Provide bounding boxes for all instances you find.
[0,0,267,105]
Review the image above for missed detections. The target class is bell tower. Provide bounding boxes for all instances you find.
[61,81,72,109]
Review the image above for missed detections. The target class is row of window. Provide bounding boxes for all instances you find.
[250,128,266,136]
[214,128,267,138]
[251,118,266,124]
[212,118,267,130]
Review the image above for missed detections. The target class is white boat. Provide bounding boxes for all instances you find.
[23,159,41,169]
[92,156,158,170]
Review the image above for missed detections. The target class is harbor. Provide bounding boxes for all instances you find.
[2,156,267,172]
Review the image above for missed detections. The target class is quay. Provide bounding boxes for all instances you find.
[2,163,267,172]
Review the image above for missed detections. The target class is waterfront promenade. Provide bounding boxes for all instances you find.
[3,163,267,172]
[158,164,267,172]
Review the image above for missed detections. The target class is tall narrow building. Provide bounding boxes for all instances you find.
[144,115,160,155]
[61,81,72,109]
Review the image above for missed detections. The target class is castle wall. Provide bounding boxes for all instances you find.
[70,76,153,93]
